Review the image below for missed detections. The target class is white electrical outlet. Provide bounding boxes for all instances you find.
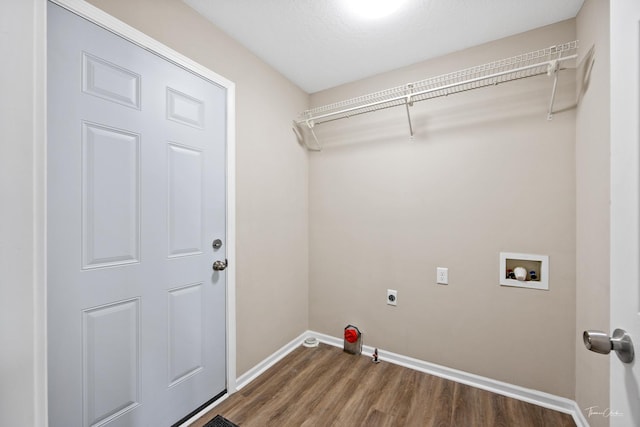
[437,267,448,285]
[387,289,397,306]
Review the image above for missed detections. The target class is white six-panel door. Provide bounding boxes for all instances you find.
[47,3,227,426]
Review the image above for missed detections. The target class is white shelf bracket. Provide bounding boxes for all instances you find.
[305,120,322,152]
[405,84,415,137]
[546,59,560,121]
[405,103,415,138]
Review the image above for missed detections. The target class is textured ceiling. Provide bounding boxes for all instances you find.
[183,0,585,93]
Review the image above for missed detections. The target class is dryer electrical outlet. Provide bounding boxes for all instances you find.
[387,289,397,306]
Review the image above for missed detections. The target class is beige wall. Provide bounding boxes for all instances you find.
[85,0,310,376]
[575,0,610,425]
[308,21,577,398]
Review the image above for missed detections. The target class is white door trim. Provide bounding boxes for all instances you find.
[44,0,238,418]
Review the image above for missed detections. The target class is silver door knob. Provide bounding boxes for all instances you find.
[212,259,228,271]
[583,329,634,363]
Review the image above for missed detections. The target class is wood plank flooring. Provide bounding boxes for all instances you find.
[192,344,576,427]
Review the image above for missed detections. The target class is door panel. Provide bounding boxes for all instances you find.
[168,283,205,386]
[47,2,227,426]
[167,87,206,128]
[82,122,141,268]
[81,52,142,110]
[168,143,204,257]
[82,298,141,427]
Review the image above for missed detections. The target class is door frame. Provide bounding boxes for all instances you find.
[42,0,238,421]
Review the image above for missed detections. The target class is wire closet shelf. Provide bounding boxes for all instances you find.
[294,40,578,151]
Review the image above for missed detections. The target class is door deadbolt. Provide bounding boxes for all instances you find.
[212,259,228,271]
[212,239,223,250]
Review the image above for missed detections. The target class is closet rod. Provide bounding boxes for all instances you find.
[294,41,579,151]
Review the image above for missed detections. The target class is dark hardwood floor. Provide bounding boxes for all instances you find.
[192,343,576,427]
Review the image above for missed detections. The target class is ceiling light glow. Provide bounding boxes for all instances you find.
[345,0,407,20]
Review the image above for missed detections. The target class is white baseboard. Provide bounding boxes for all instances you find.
[306,331,589,427]
[183,329,589,427]
[236,331,309,390]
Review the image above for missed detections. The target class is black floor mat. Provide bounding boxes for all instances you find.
[203,414,239,427]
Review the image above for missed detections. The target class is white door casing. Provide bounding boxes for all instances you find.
[610,0,640,426]
[47,1,237,425]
